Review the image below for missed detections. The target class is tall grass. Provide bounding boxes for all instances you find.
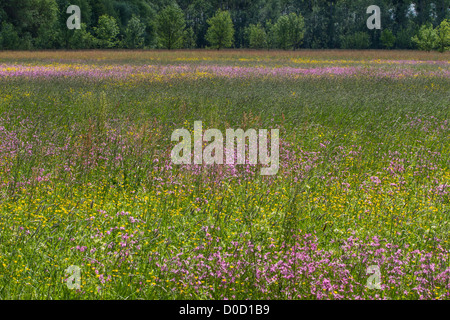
[0,50,448,299]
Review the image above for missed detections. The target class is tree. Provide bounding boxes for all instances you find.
[185,0,213,48]
[205,10,234,50]
[305,4,330,49]
[0,22,20,49]
[124,15,146,49]
[246,23,267,49]
[265,20,277,49]
[412,0,433,26]
[0,0,448,50]
[273,12,305,50]
[31,0,60,49]
[95,14,120,48]
[272,14,290,49]
[380,29,396,49]
[156,5,186,50]
[396,26,414,49]
[286,12,305,50]
[412,24,439,51]
[68,22,98,49]
[183,27,196,49]
[436,19,450,52]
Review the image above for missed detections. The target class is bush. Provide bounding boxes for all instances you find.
[95,15,120,49]
[380,29,396,49]
[20,33,34,50]
[411,24,438,51]
[340,32,371,49]
[246,23,267,49]
[0,22,21,50]
[156,5,186,50]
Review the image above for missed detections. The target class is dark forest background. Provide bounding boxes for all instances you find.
[0,0,449,50]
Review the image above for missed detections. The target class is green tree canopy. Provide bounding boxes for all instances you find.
[206,9,235,50]
[0,0,449,51]
[95,14,120,48]
[124,15,146,48]
[436,19,450,52]
[0,22,21,49]
[67,22,98,49]
[246,23,267,49]
[412,23,439,51]
[340,31,371,49]
[156,5,186,50]
[272,12,305,50]
[380,29,396,49]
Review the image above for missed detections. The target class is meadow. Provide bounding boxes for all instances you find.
[0,50,448,300]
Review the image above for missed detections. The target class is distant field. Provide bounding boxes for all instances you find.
[0,50,448,300]
[1,49,449,63]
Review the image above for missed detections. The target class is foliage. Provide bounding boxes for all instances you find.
[436,19,450,52]
[272,13,305,50]
[396,27,414,49]
[380,29,396,49]
[264,20,277,49]
[32,0,60,49]
[183,26,196,49]
[412,23,439,51]
[68,22,98,49]
[206,9,234,50]
[156,5,185,50]
[0,22,21,49]
[0,1,449,50]
[340,32,371,49]
[286,12,305,50]
[245,23,267,49]
[95,14,120,48]
[124,15,146,49]
[0,50,449,299]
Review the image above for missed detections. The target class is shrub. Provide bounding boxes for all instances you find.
[411,24,439,51]
[436,19,450,52]
[380,29,396,49]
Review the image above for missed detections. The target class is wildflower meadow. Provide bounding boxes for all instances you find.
[0,50,448,300]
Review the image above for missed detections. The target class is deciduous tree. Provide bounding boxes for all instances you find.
[206,10,235,50]
[95,14,120,48]
[156,5,186,50]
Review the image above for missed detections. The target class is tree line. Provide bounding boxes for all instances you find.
[0,0,449,51]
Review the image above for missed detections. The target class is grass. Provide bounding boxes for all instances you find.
[0,50,448,300]
[0,49,449,64]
